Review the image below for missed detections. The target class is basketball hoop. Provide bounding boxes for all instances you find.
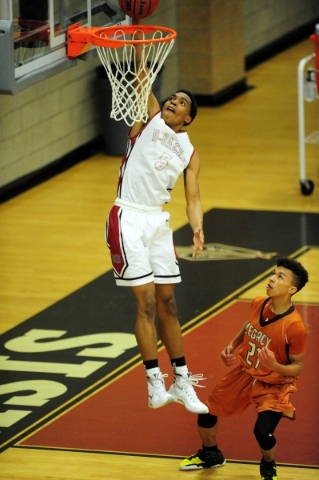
[68,24,176,126]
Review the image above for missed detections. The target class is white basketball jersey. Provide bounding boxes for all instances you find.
[117,112,195,206]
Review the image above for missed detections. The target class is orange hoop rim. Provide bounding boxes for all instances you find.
[91,24,176,48]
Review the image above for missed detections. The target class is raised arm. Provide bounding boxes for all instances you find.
[129,18,160,137]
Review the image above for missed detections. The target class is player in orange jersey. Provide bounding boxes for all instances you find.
[179,257,309,480]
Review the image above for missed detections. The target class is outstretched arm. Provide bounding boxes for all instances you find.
[184,151,204,257]
[129,18,160,137]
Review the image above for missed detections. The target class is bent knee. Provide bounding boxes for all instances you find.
[198,413,218,428]
[253,424,277,450]
[158,294,177,317]
[138,296,157,319]
[132,286,157,319]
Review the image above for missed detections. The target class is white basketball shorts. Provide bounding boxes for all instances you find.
[106,201,181,287]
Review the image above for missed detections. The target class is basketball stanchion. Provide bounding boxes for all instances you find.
[310,23,319,93]
[297,23,319,196]
[67,24,176,126]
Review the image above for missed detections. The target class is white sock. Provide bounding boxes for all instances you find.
[174,365,188,375]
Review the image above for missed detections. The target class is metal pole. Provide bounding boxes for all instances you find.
[297,54,315,182]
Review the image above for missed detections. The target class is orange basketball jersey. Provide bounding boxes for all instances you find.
[237,296,307,385]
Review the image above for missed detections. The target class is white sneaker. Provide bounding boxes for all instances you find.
[168,372,209,414]
[147,372,174,409]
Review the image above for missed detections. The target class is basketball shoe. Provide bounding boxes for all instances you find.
[147,372,174,409]
[179,448,226,471]
[260,458,278,480]
[168,372,209,414]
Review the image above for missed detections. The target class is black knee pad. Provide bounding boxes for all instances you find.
[253,411,281,451]
[197,413,218,429]
[254,426,277,450]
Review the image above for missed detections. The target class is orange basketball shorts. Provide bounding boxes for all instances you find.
[207,365,297,419]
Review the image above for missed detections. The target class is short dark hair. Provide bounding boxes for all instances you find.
[276,257,309,292]
[178,89,198,125]
[161,89,198,126]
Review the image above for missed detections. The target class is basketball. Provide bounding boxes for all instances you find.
[118,0,159,19]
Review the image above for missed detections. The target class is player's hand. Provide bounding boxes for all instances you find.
[221,345,237,366]
[192,229,204,258]
[257,346,277,370]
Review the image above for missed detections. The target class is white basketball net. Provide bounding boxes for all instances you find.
[96,28,175,126]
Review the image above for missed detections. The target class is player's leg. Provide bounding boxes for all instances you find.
[132,282,158,360]
[179,367,253,471]
[109,208,174,409]
[145,212,207,413]
[179,413,225,470]
[154,283,208,414]
[254,410,282,480]
[155,283,183,358]
[131,282,174,409]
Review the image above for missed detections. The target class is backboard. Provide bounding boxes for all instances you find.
[0,0,131,95]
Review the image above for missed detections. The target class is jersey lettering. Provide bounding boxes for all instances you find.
[155,152,171,170]
[152,129,187,163]
[245,341,261,369]
[244,322,270,370]
[246,322,271,347]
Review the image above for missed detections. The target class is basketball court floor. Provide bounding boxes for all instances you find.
[1,39,319,479]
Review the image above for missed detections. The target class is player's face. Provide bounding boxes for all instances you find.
[266,266,297,296]
[161,92,192,128]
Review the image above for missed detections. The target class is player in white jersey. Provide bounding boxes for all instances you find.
[106,20,208,415]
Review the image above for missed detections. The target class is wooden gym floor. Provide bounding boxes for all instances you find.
[0,39,319,479]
